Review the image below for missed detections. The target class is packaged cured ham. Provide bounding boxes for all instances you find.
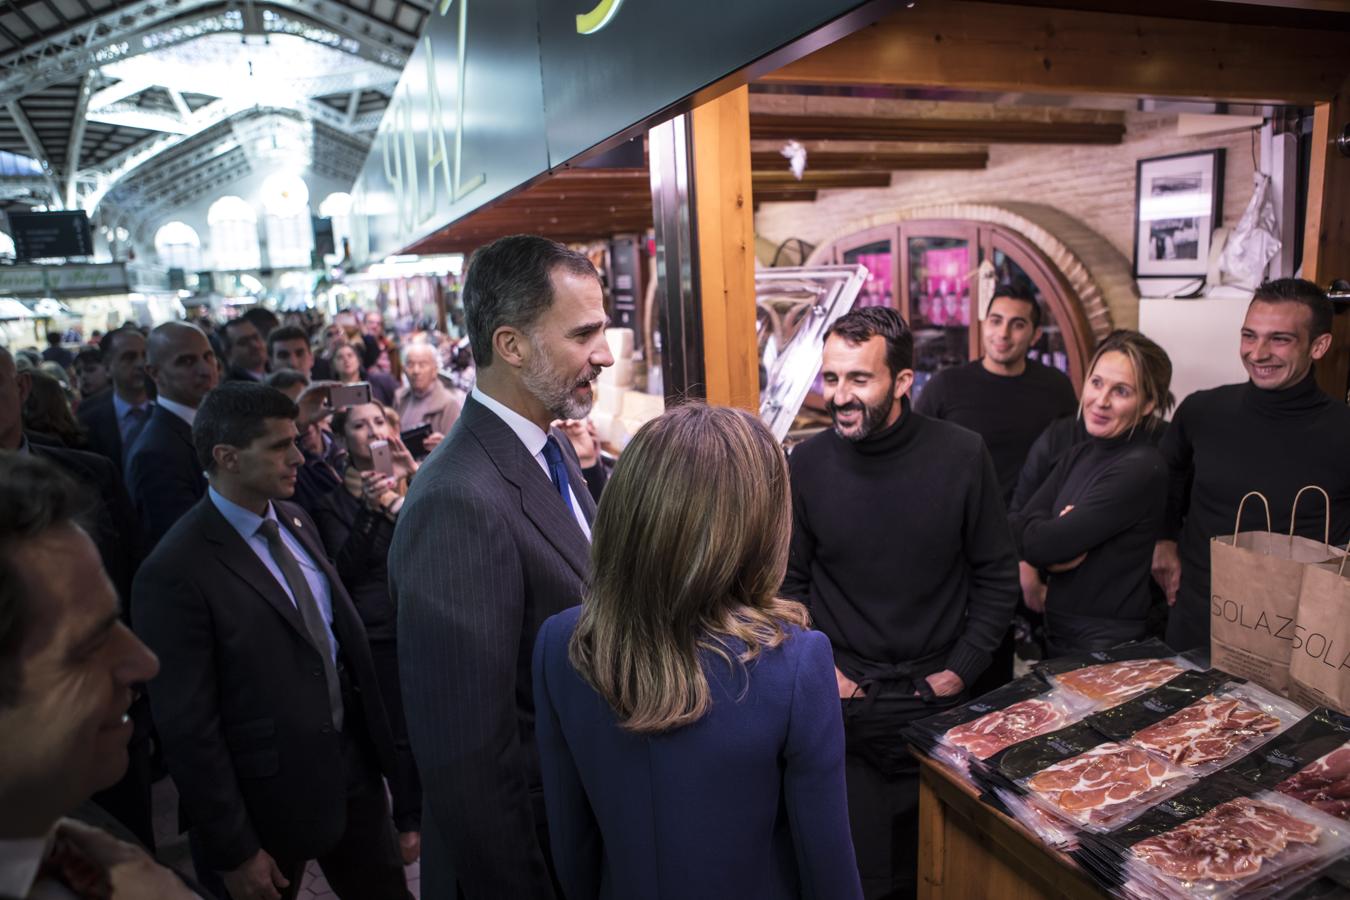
[1081,773,1350,900]
[989,784,1080,850]
[1228,707,1350,822]
[1038,639,1196,708]
[905,674,1096,774]
[993,721,1196,833]
[1090,670,1305,775]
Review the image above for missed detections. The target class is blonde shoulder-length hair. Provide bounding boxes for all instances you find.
[568,403,808,735]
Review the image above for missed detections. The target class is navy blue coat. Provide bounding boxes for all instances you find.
[124,404,206,548]
[533,606,862,900]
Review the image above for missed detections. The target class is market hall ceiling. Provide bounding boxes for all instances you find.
[0,0,433,215]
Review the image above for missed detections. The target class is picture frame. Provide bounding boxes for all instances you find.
[1133,149,1225,279]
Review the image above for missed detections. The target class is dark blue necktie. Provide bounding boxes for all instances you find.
[540,435,575,515]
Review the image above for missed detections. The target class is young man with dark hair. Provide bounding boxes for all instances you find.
[133,381,409,900]
[0,453,188,899]
[783,306,1019,900]
[222,318,268,382]
[1154,277,1350,650]
[41,330,74,369]
[74,347,110,399]
[390,233,613,899]
[79,326,153,472]
[915,281,1077,691]
[267,325,315,379]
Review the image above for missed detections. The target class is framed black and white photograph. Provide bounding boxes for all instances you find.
[1133,149,1224,279]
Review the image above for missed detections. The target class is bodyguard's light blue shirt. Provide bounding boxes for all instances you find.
[208,487,340,663]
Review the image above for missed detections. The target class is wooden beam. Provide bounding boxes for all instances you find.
[691,85,759,410]
[749,149,988,171]
[760,0,1350,105]
[1302,76,1350,400]
[749,113,1124,144]
[752,170,891,190]
[754,190,819,203]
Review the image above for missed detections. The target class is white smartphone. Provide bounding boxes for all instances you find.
[370,439,395,476]
[329,381,372,409]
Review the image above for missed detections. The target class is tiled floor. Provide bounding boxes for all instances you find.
[152,779,421,899]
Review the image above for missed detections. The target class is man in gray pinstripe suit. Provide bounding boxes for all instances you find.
[389,235,613,900]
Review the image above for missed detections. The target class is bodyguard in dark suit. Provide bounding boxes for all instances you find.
[125,321,218,547]
[134,382,408,900]
[390,235,614,899]
[78,327,154,472]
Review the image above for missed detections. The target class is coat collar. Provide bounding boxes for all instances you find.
[460,395,594,580]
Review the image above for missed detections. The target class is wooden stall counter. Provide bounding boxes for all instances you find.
[916,752,1109,900]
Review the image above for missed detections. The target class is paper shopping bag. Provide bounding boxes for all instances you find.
[1210,487,1346,695]
[1289,549,1350,713]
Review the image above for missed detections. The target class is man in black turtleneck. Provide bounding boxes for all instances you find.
[1155,278,1350,651]
[783,307,1018,900]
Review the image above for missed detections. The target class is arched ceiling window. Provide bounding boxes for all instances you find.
[154,220,202,271]
[208,195,261,271]
[262,173,313,269]
[319,191,353,263]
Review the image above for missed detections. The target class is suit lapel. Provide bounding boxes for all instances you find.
[199,499,313,647]
[462,397,591,581]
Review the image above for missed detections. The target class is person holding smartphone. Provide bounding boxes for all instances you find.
[311,401,423,866]
[332,341,398,406]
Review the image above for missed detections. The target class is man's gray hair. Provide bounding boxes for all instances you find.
[461,235,597,368]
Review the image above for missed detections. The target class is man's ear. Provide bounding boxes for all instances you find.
[493,326,529,369]
[15,371,31,406]
[1311,331,1333,361]
[212,443,239,473]
[894,368,915,399]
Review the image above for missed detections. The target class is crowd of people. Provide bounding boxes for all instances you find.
[0,232,1347,900]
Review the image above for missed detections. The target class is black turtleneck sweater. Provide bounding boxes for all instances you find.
[1162,372,1350,649]
[782,401,1019,688]
[1011,430,1167,651]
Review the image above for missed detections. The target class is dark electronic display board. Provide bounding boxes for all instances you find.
[7,211,94,261]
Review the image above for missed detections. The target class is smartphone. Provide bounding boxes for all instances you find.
[401,423,433,460]
[329,382,372,409]
[370,439,395,476]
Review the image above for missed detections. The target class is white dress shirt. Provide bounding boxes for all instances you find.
[471,386,591,539]
[155,395,197,427]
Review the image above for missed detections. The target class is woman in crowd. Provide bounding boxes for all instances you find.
[23,369,88,448]
[311,402,423,864]
[1010,330,1173,655]
[533,404,862,900]
[332,340,399,406]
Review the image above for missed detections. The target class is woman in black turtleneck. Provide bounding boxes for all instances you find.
[1011,331,1174,655]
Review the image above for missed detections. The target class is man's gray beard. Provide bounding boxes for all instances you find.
[522,348,593,421]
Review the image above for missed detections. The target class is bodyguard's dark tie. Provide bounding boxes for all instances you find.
[256,519,343,732]
[540,435,575,515]
[124,405,150,450]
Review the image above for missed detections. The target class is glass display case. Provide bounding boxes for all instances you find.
[823,219,1093,404]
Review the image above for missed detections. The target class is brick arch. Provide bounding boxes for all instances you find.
[804,202,1135,340]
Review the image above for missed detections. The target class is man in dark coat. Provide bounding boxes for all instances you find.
[390,235,613,899]
[133,382,408,900]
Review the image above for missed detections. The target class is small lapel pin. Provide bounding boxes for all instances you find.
[293,517,302,528]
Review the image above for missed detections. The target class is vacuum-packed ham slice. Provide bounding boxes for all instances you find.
[1131,796,1321,884]
[1056,658,1184,705]
[943,698,1066,760]
[1130,696,1282,767]
[1025,743,1187,827]
[1276,745,1350,820]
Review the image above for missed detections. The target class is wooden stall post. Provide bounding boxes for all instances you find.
[690,86,759,411]
[1302,77,1350,401]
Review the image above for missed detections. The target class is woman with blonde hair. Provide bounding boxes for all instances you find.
[533,404,861,900]
[1011,330,1174,654]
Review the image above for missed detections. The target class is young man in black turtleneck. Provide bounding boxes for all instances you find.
[916,281,1077,689]
[1155,278,1350,651]
[782,307,1018,900]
